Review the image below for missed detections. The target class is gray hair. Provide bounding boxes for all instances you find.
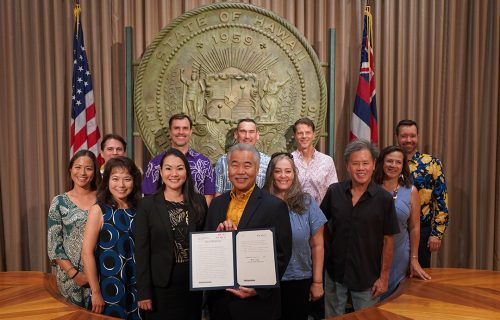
[227,143,261,167]
[343,139,379,163]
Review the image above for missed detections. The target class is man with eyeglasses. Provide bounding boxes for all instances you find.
[291,118,338,205]
[214,118,270,196]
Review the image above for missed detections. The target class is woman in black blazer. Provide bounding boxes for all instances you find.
[135,148,207,319]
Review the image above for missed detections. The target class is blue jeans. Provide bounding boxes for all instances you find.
[328,281,379,317]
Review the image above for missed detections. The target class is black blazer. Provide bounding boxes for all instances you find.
[135,191,207,301]
[205,186,292,320]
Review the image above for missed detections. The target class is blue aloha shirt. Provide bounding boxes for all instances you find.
[408,151,449,239]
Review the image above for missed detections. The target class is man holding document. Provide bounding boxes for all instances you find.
[203,143,292,320]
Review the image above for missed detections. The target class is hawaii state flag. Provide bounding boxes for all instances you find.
[70,2,102,163]
[350,6,378,145]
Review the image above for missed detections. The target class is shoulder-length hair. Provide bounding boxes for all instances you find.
[263,153,308,214]
[156,148,205,224]
[97,156,142,208]
[373,145,413,188]
[67,150,101,191]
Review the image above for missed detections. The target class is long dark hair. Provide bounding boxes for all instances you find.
[157,148,205,224]
[67,150,101,191]
[263,153,309,214]
[97,157,142,208]
[373,145,413,188]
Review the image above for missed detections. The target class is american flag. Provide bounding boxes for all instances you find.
[350,6,378,145]
[70,3,101,158]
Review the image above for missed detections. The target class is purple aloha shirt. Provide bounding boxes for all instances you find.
[141,147,215,196]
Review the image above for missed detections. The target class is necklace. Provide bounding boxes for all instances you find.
[392,185,400,200]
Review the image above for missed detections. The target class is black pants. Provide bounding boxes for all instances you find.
[280,278,312,320]
[419,224,432,268]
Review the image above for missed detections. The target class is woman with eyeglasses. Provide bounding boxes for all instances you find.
[264,152,327,320]
[373,146,431,300]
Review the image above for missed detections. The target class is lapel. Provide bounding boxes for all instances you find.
[237,186,263,229]
[187,200,198,232]
[216,192,232,224]
[152,192,174,242]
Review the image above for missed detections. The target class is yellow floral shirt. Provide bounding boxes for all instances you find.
[408,151,449,239]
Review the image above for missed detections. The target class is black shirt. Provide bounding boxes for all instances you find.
[320,181,399,291]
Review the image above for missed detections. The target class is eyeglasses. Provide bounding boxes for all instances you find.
[271,152,293,160]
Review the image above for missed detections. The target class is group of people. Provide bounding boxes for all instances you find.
[47,114,449,320]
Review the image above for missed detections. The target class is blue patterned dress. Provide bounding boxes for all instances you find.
[95,204,141,319]
[381,185,412,300]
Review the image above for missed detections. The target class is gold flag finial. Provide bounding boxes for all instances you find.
[74,4,81,38]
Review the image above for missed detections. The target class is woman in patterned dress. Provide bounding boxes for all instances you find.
[135,148,207,320]
[373,146,431,300]
[47,150,101,307]
[82,157,142,319]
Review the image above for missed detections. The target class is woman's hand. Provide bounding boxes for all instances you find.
[138,299,153,311]
[73,271,89,287]
[91,292,105,314]
[309,282,324,301]
[410,259,431,280]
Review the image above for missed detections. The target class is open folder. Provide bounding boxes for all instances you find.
[189,228,278,290]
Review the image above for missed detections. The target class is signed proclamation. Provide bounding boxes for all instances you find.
[236,229,277,287]
[190,232,235,289]
[190,229,278,290]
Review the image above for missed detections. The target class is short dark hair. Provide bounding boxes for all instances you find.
[293,117,315,133]
[236,118,257,130]
[169,113,192,129]
[68,150,101,191]
[97,156,142,208]
[373,145,413,188]
[395,119,419,135]
[101,133,127,151]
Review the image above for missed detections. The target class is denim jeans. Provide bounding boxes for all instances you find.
[327,281,379,317]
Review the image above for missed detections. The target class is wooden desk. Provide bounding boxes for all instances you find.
[0,271,115,319]
[1,269,499,319]
[332,268,500,319]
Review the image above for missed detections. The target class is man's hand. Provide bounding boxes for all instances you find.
[371,277,388,298]
[138,299,153,311]
[216,220,237,231]
[427,236,441,252]
[226,286,257,299]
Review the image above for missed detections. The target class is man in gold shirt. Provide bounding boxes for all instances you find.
[205,143,292,320]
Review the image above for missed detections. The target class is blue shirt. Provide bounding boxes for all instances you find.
[282,195,327,281]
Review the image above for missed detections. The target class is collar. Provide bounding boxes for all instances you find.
[296,148,317,160]
[410,150,422,162]
[230,184,256,200]
[165,146,198,158]
[343,180,377,196]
